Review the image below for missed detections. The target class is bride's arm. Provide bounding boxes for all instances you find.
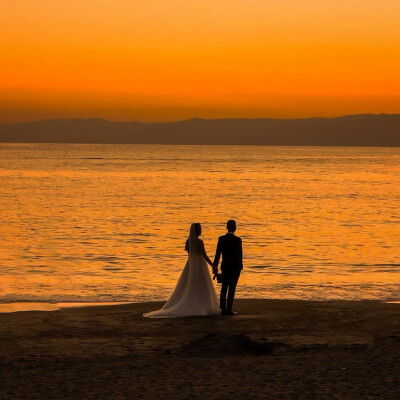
[199,240,217,273]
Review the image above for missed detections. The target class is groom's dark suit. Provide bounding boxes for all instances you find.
[213,233,243,312]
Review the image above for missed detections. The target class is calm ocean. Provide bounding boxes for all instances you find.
[1,143,400,303]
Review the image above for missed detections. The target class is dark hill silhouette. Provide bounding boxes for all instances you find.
[0,114,399,146]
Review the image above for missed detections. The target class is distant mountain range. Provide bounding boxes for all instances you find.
[0,114,399,146]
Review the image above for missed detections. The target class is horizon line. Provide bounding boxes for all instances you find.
[1,112,398,125]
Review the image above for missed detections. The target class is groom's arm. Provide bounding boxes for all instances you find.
[239,238,243,270]
[213,238,222,273]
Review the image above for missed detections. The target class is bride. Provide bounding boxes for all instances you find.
[143,223,220,318]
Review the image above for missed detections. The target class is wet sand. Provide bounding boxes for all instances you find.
[1,299,400,399]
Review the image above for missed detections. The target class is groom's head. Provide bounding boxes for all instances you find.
[226,220,236,233]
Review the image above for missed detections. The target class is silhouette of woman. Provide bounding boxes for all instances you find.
[144,223,219,318]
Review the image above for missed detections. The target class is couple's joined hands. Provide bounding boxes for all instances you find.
[212,264,218,276]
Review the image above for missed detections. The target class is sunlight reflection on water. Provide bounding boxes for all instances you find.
[1,144,400,302]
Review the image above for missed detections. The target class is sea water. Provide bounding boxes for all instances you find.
[1,143,399,303]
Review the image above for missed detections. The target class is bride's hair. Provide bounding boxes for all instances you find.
[185,223,202,251]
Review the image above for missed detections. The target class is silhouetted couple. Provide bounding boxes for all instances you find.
[144,220,243,318]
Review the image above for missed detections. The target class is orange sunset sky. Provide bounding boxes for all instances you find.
[1,0,399,122]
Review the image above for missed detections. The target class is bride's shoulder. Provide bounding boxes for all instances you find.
[196,238,205,246]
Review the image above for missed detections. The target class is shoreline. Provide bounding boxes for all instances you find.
[0,301,132,313]
[1,299,400,398]
[1,298,400,314]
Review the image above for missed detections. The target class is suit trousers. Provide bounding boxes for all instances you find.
[220,270,241,311]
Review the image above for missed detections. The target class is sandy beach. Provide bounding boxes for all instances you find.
[1,299,400,399]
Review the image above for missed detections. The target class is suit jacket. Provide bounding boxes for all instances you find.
[213,233,243,274]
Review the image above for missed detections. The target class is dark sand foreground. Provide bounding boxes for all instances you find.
[1,299,400,399]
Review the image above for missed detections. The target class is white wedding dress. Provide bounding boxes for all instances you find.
[143,226,220,318]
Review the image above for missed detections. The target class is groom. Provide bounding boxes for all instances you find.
[213,220,243,316]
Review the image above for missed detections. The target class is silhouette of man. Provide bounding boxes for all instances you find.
[213,220,243,315]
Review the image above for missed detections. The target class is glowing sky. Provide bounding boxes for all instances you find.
[1,0,399,122]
